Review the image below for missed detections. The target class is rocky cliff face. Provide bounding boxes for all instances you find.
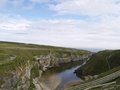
[0,61,31,90]
[35,54,92,71]
[0,54,92,90]
[32,54,92,90]
[0,42,92,90]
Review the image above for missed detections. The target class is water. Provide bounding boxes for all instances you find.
[55,66,80,90]
[40,61,82,90]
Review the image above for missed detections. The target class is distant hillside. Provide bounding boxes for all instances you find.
[75,50,120,76]
[0,41,90,90]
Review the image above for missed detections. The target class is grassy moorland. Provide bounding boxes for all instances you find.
[75,50,120,76]
[0,41,90,70]
[0,41,90,89]
[68,50,120,90]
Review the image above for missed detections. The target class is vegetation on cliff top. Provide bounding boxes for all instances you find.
[68,50,120,90]
[0,41,90,72]
[0,41,90,89]
[75,50,120,76]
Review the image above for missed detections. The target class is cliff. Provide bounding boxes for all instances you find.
[0,41,91,90]
[75,50,120,76]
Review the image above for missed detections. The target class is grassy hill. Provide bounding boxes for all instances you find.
[67,50,120,90]
[75,50,120,76]
[0,41,90,90]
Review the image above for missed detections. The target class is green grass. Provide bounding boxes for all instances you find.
[0,80,5,87]
[98,66,120,78]
[0,41,90,89]
[28,78,36,90]
[75,50,120,76]
[70,50,120,90]
[88,77,120,90]
[30,64,40,78]
[74,66,120,85]
[117,77,120,83]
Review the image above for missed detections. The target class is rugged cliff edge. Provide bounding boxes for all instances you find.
[75,50,120,76]
[66,50,120,90]
[0,41,91,90]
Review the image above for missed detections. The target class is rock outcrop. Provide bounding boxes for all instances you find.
[34,54,92,71]
[0,53,92,90]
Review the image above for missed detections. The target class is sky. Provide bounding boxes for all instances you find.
[0,0,120,49]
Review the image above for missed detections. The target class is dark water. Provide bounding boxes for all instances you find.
[55,65,80,90]
[41,61,82,90]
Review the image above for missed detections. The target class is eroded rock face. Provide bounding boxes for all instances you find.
[34,54,92,71]
[0,61,32,90]
[0,54,92,90]
[1,74,19,90]
[35,55,51,71]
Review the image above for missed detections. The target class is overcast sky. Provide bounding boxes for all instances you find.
[0,0,120,49]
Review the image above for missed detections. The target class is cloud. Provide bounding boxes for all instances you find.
[49,0,120,16]
[0,21,30,31]
[30,0,49,3]
[0,0,120,49]
[0,0,49,9]
[1,0,119,15]
[0,0,7,7]
[0,14,120,49]
[0,15,32,31]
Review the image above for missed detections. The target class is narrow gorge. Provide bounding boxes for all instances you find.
[0,42,91,90]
